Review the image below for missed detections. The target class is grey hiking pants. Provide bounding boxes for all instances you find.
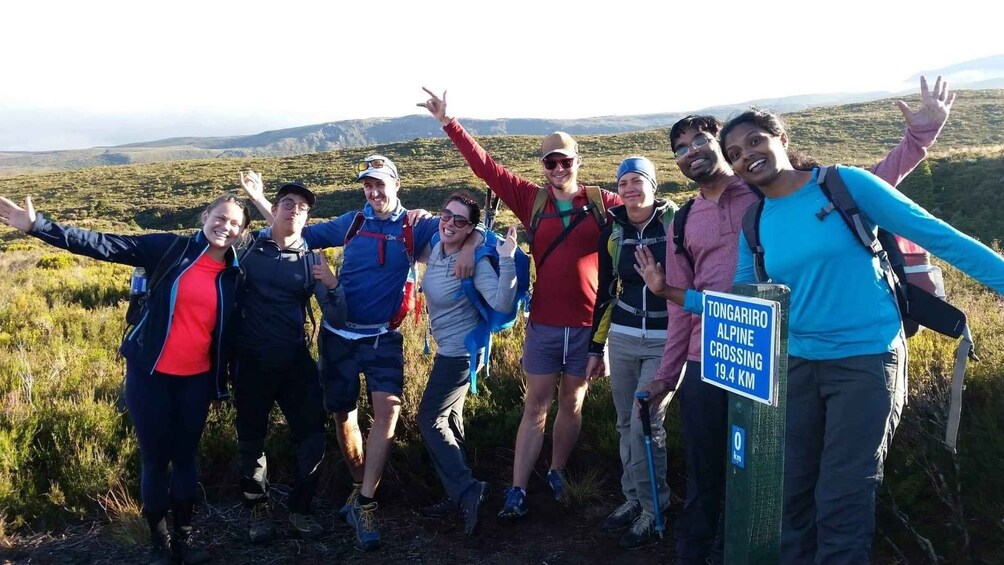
[781,345,906,565]
[608,332,672,515]
[418,355,480,505]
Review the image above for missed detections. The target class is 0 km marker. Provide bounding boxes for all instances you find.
[701,290,781,406]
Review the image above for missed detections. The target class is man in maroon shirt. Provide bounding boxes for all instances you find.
[419,88,621,519]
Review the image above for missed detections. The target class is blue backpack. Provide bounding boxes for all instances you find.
[428,230,531,393]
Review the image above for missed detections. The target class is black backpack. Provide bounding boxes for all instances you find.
[740,165,976,451]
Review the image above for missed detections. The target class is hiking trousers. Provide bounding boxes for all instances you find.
[674,360,728,565]
[233,347,326,514]
[418,354,481,505]
[125,364,211,515]
[608,332,671,516]
[781,346,906,565]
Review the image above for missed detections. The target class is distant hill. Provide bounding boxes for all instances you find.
[1,54,1002,177]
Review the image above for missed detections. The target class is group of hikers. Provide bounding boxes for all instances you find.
[2,77,1003,565]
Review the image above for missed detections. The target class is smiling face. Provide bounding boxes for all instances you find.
[438,199,475,251]
[616,172,655,209]
[361,176,400,217]
[201,200,248,250]
[722,122,791,187]
[673,127,728,182]
[542,153,581,191]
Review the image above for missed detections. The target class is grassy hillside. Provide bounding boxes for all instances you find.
[1,92,1004,562]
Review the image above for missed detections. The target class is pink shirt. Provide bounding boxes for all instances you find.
[653,123,942,387]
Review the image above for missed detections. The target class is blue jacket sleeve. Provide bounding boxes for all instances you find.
[303,211,356,250]
[29,214,174,270]
[841,166,1004,295]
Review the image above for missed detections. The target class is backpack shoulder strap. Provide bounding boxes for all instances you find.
[343,211,366,246]
[583,185,608,226]
[816,166,881,255]
[672,198,696,268]
[400,212,415,262]
[527,187,551,248]
[741,199,768,283]
[149,237,190,293]
[608,223,623,276]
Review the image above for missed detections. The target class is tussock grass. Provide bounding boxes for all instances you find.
[96,480,146,547]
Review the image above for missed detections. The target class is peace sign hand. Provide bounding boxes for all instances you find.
[417,87,451,125]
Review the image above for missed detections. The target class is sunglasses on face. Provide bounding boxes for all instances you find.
[673,135,712,159]
[439,209,471,228]
[543,157,575,170]
[278,198,311,213]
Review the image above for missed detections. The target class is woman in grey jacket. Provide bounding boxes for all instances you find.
[417,191,518,537]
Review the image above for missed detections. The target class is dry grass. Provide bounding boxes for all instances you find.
[96,480,146,547]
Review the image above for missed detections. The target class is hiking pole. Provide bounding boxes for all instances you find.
[484,186,501,232]
[635,391,666,538]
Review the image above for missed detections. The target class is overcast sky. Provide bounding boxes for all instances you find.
[3,0,1001,151]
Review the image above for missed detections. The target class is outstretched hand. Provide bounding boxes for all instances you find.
[895,75,955,131]
[0,195,37,233]
[239,170,265,201]
[417,87,451,125]
[497,225,519,258]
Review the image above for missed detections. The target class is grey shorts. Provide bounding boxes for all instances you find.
[520,321,591,377]
[318,329,405,413]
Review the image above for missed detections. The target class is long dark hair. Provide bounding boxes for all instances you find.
[720,107,820,171]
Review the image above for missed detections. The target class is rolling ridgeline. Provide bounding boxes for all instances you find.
[1,91,1003,562]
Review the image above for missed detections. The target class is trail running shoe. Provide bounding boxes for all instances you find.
[348,500,381,551]
[420,496,460,518]
[547,469,568,501]
[339,483,362,520]
[603,500,642,530]
[462,481,489,536]
[289,512,323,539]
[497,486,528,519]
[619,512,657,550]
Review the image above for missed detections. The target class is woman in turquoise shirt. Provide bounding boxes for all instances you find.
[719,107,1004,564]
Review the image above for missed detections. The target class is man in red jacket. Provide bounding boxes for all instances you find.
[419,88,621,518]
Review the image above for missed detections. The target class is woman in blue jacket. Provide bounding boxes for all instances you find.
[719,107,1004,564]
[0,193,250,564]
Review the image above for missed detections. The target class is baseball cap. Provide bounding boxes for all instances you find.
[540,132,578,158]
[356,154,399,182]
[616,156,658,190]
[276,181,316,207]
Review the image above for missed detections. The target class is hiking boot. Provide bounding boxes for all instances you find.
[289,512,323,539]
[547,469,568,501]
[248,503,275,543]
[619,512,656,550]
[461,481,489,536]
[171,527,210,564]
[339,483,362,520]
[497,486,528,519]
[420,496,460,518]
[348,500,381,551]
[603,500,642,530]
[147,534,173,565]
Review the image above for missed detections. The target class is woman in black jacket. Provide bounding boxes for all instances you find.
[0,192,250,564]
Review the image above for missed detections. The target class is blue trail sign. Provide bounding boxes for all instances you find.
[701,291,780,406]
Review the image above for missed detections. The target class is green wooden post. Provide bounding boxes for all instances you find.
[723,283,789,564]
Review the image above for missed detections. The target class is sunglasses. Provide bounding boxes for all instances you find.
[277,198,311,213]
[543,157,575,170]
[356,158,395,174]
[673,135,712,159]
[439,209,471,229]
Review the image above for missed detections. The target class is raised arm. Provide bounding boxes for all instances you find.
[870,75,954,186]
[1,194,164,267]
[472,225,519,312]
[239,170,275,223]
[418,87,540,224]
